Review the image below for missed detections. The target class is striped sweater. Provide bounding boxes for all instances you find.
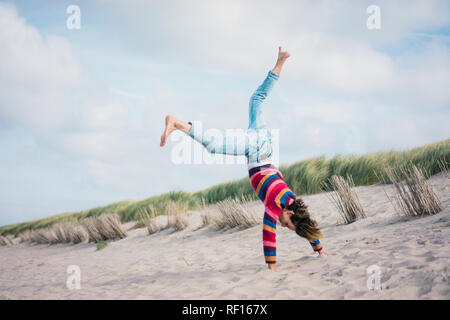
[248,164,323,264]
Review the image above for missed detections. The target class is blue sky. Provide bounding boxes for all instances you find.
[1,0,449,226]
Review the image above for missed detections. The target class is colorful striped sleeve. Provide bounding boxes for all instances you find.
[250,164,321,264]
[262,211,277,264]
[262,186,296,264]
[309,239,323,252]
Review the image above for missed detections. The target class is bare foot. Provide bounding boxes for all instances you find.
[277,46,291,63]
[272,46,291,75]
[160,115,177,147]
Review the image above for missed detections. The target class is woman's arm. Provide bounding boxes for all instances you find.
[310,239,329,256]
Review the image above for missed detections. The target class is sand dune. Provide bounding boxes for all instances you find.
[0,173,449,299]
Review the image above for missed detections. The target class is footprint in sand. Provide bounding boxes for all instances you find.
[332,269,344,277]
[423,252,438,262]
[406,264,426,270]
[416,239,426,245]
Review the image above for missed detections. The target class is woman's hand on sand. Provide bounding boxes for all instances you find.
[267,264,277,271]
[319,249,329,257]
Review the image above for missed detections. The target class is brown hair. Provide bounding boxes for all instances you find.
[287,198,323,241]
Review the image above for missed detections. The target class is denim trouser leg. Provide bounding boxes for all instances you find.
[186,121,247,156]
[248,70,280,130]
[247,70,279,163]
[185,70,279,162]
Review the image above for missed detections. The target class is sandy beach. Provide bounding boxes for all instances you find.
[0,172,449,300]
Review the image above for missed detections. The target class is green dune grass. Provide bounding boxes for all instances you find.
[1,138,448,236]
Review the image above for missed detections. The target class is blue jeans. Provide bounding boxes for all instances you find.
[187,70,279,166]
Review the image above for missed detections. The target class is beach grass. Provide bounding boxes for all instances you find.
[383,164,443,217]
[96,240,107,251]
[1,138,448,236]
[322,175,366,224]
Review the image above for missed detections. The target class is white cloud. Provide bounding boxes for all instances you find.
[392,39,450,108]
[0,3,83,129]
[103,0,450,99]
[284,37,396,93]
[82,104,128,130]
